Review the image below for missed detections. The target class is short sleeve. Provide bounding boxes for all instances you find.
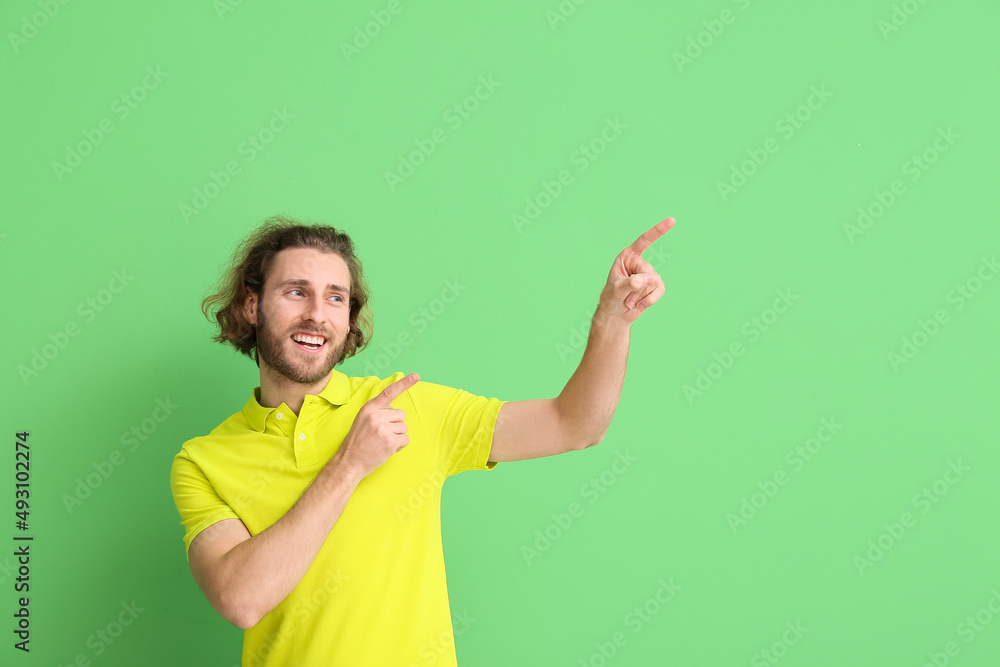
[169,449,241,560]
[404,378,507,477]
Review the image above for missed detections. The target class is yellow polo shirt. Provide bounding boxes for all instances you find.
[169,369,505,666]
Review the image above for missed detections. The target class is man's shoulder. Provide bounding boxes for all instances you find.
[174,409,251,460]
[343,371,452,402]
[350,371,464,403]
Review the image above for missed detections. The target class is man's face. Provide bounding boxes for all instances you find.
[248,247,352,385]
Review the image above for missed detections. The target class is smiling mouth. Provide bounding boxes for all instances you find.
[291,335,327,353]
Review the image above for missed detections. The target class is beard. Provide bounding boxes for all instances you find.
[254,301,346,385]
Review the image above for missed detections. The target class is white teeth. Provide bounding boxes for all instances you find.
[292,334,325,345]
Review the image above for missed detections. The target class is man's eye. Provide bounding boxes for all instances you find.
[289,289,342,302]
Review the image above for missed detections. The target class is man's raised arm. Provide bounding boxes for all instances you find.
[489,219,674,463]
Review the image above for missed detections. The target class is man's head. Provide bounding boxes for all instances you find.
[202,216,373,382]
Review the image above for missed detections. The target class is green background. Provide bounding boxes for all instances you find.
[2,0,998,664]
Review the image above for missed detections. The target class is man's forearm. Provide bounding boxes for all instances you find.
[544,217,672,452]
[555,310,631,447]
[215,453,363,628]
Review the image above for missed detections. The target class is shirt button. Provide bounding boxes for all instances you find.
[276,413,284,420]
[298,433,306,440]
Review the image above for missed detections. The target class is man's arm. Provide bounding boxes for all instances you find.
[187,372,420,629]
[188,451,362,629]
[489,313,630,462]
[489,218,674,463]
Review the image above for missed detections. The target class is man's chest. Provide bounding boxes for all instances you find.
[207,418,444,537]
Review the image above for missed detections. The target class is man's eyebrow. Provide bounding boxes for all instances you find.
[276,279,350,294]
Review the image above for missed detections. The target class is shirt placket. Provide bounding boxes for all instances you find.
[291,398,318,467]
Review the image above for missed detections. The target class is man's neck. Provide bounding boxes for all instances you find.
[258,367,331,416]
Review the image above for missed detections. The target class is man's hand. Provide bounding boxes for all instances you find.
[333,372,420,479]
[596,217,675,325]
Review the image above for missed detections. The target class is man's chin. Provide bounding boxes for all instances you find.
[259,337,344,384]
[259,357,331,385]
[289,358,336,382]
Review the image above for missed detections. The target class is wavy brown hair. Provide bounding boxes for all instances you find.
[201,215,373,367]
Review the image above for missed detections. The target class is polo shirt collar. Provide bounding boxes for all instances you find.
[243,368,352,433]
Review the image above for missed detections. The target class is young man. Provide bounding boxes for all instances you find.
[169,214,673,665]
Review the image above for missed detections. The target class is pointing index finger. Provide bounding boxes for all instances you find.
[628,217,675,256]
[373,372,420,408]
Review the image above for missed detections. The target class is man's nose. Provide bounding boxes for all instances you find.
[305,294,327,322]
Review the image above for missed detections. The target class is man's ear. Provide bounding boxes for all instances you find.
[243,291,258,325]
